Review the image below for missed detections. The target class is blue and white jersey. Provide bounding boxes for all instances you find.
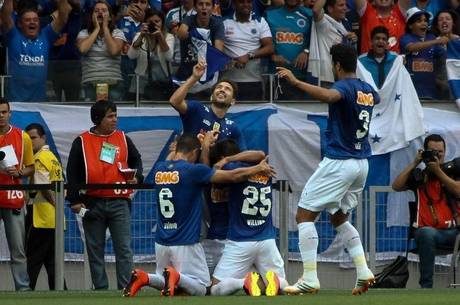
[117,16,142,44]
[154,160,215,246]
[205,184,230,240]
[5,24,59,102]
[181,100,246,149]
[224,161,275,241]
[325,78,380,159]
[265,6,313,78]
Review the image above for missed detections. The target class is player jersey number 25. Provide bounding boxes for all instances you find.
[241,186,272,217]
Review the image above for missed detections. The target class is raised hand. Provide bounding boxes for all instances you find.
[276,67,299,85]
[192,60,207,80]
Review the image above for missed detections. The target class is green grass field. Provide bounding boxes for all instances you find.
[0,289,459,305]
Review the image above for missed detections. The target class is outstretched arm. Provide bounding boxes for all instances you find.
[51,0,72,33]
[1,0,14,32]
[210,157,275,184]
[214,150,266,169]
[392,150,423,192]
[169,60,207,114]
[312,0,326,22]
[277,67,341,103]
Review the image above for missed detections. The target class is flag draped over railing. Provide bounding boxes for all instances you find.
[446,39,460,110]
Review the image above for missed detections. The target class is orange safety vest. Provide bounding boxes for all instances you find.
[0,126,25,208]
[80,130,133,198]
[416,180,457,229]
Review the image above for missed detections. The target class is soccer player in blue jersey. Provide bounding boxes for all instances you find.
[123,133,274,297]
[203,139,266,274]
[169,60,246,150]
[277,43,380,295]
[209,139,289,297]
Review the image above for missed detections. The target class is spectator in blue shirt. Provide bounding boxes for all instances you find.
[1,0,71,102]
[266,0,313,100]
[400,7,448,99]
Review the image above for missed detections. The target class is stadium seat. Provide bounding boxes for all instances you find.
[407,201,460,287]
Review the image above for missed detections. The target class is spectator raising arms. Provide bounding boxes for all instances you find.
[400,7,448,99]
[77,0,127,102]
[128,8,174,100]
[310,0,358,84]
[354,0,410,54]
[0,0,71,102]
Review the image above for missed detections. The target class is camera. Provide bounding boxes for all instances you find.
[441,157,460,178]
[422,149,439,163]
[148,22,156,33]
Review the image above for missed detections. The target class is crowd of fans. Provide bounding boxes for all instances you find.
[0,0,459,102]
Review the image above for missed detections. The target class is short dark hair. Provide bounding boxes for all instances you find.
[212,79,239,100]
[371,25,389,40]
[144,8,165,30]
[90,100,117,126]
[326,0,337,6]
[0,97,10,111]
[17,0,39,19]
[330,44,357,73]
[209,139,241,165]
[193,0,214,7]
[176,133,201,154]
[424,134,446,151]
[25,123,46,136]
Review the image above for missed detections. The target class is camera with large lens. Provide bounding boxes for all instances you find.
[441,157,460,178]
[422,149,439,164]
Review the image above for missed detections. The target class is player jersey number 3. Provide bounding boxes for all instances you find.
[356,109,370,139]
[241,186,272,216]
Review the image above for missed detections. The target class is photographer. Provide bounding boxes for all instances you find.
[127,8,174,100]
[392,134,460,288]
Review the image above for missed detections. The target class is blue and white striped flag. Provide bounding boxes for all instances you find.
[173,28,231,93]
[446,39,460,110]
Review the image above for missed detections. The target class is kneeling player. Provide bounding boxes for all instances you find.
[209,140,289,297]
[123,134,275,297]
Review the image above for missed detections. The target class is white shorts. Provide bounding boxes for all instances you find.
[212,239,286,281]
[298,157,368,215]
[155,242,211,287]
[202,239,226,274]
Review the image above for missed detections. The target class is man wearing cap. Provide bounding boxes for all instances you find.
[400,7,447,99]
[66,100,143,290]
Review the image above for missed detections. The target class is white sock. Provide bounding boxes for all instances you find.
[336,221,369,276]
[148,273,164,290]
[178,273,207,296]
[210,278,244,295]
[298,222,319,283]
